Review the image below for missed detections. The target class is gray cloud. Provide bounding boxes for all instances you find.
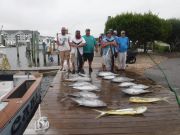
[0,0,180,37]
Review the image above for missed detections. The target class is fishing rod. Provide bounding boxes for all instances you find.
[147,53,180,106]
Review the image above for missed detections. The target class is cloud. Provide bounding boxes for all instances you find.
[0,0,180,37]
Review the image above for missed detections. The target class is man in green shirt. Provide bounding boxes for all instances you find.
[82,29,98,73]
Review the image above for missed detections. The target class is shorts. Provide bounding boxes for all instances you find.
[60,50,70,60]
[83,53,94,62]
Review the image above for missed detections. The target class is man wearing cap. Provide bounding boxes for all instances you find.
[116,30,129,70]
[71,30,86,74]
[82,29,98,74]
[57,27,71,71]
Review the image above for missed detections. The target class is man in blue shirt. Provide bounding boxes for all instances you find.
[116,30,129,70]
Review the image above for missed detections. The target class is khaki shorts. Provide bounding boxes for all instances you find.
[60,51,70,60]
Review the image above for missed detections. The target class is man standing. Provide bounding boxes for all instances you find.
[82,29,98,74]
[71,30,86,74]
[102,31,117,71]
[116,30,129,70]
[57,27,71,71]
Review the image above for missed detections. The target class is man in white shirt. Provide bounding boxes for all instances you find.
[70,30,86,74]
[57,27,71,71]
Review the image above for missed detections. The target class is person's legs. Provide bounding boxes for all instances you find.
[122,52,127,70]
[60,51,65,70]
[88,53,94,73]
[118,52,123,69]
[65,51,70,71]
[82,53,88,72]
[78,54,84,73]
[71,53,76,73]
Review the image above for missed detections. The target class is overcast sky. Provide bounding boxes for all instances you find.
[0,0,180,37]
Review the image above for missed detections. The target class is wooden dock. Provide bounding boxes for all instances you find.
[24,70,180,135]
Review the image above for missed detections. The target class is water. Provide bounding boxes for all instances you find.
[0,46,59,69]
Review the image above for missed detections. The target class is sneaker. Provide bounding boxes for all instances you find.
[59,67,63,71]
[80,69,85,74]
[68,69,71,73]
[72,69,75,74]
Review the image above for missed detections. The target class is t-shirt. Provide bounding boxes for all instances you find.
[116,36,129,52]
[82,35,97,53]
[102,36,116,56]
[57,34,71,51]
[71,37,86,55]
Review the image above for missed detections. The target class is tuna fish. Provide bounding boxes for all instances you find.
[118,82,137,87]
[97,72,116,77]
[130,84,150,89]
[64,76,92,82]
[122,88,151,95]
[94,106,147,118]
[112,77,134,83]
[68,91,99,99]
[103,75,116,80]
[73,84,99,91]
[129,97,169,103]
[69,82,92,87]
[71,97,107,107]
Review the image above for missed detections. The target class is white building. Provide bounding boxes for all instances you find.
[1,30,40,46]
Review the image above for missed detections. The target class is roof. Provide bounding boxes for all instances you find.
[2,30,40,35]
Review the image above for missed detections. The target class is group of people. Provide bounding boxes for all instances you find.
[57,27,97,74]
[56,27,129,74]
[100,30,129,72]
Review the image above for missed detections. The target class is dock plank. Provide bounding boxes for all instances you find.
[24,70,180,135]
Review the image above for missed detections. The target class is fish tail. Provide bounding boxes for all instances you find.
[93,109,107,119]
[162,97,170,103]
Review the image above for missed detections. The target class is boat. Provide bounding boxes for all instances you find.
[0,74,42,135]
[0,44,5,48]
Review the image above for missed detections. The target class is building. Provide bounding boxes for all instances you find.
[1,30,40,46]
[39,36,55,45]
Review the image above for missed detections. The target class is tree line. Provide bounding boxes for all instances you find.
[105,12,180,52]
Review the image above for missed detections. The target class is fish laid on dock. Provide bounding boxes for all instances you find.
[71,97,107,107]
[130,84,150,89]
[118,82,136,87]
[129,97,169,103]
[64,76,92,82]
[112,77,134,83]
[68,91,99,99]
[103,75,116,80]
[94,106,147,118]
[122,88,151,95]
[97,72,116,77]
[73,84,99,91]
[69,81,92,87]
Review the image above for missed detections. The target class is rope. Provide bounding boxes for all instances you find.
[34,105,49,132]
[147,53,180,106]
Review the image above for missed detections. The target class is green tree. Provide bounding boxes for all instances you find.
[105,12,171,53]
[167,18,180,51]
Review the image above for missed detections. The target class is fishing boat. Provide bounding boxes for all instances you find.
[0,44,5,48]
[0,74,42,135]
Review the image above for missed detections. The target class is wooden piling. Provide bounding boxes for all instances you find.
[36,32,40,66]
[16,35,19,58]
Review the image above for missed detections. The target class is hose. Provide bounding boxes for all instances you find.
[147,53,180,106]
[34,105,49,132]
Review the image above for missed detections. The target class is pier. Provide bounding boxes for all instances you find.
[24,56,180,135]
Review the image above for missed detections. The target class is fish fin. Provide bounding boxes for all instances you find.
[60,97,69,103]
[162,97,170,103]
[93,109,107,119]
